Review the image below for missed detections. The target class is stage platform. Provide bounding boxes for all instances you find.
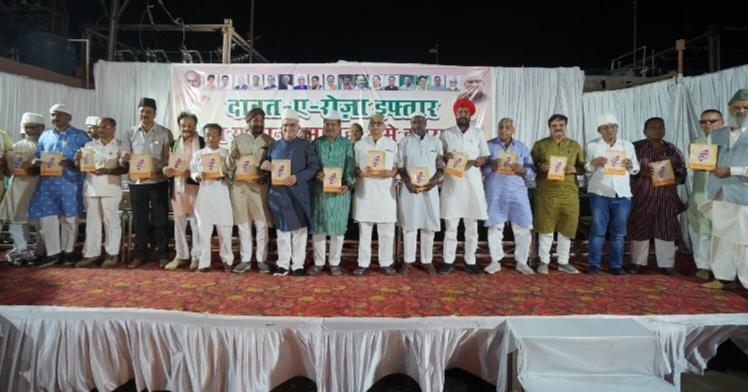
[1,256,748,391]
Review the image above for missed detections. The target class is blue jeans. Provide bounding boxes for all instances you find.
[588,194,631,270]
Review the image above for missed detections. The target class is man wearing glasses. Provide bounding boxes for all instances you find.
[688,110,723,280]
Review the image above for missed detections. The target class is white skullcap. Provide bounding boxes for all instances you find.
[49,103,71,115]
[596,113,619,128]
[324,110,341,121]
[85,116,101,127]
[20,112,45,126]
[282,109,300,122]
[411,111,427,119]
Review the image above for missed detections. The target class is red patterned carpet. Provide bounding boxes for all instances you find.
[1,255,747,317]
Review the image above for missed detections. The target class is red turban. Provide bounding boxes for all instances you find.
[452,98,476,115]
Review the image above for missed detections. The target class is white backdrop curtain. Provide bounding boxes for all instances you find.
[492,67,585,145]
[0,72,95,140]
[93,61,174,138]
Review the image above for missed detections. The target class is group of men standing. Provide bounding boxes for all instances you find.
[1,90,747,290]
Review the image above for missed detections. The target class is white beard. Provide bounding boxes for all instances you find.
[728,113,748,130]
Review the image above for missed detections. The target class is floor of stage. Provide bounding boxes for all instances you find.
[1,252,746,317]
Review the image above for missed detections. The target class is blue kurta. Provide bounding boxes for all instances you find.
[482,138,535,228]
[28,126,91,219]
[267,138,320,232]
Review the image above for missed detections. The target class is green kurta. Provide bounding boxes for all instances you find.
[531,136,585,238]
[687,136,711,234]
[311,136,354,236]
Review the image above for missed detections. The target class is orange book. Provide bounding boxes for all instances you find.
[235,155,259,181]
[8,151,32,176]
[272,159,291,185]
[79,148,96,173]
[445,151,469,177]
[323,167,343,192]
[200,153,223,179]
[651,160,675,187]
[547,155,567,181]
[603,149,627,175]
[40,152,63,176]
[688,143,717,171]
[128,154,153,180]
[495,151,517,175]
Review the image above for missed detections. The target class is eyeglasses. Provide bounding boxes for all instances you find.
[699,119,721,124]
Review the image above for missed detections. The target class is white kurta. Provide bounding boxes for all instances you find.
[439,125,489,220]
[191,147,233,226]
[82,139,123,198]
[397,133,442,231]
[352,135,398,223]
[0,139,39,222]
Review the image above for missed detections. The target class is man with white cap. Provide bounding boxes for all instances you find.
[228,107,275,274]
[352,113,399,276]
[28,104,91,267]
[438,98,489,274]
[120,97,174,268]
[307,110,354,276]
[85,116,101,140]
[0,113,44,265]
[585,113,639,275]
[702,89,748,290]
[482,118,536,275]
[260,109,320,276]
[397,112,443,274]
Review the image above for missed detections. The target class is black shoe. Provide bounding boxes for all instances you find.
[33,254,60,269]
[61,252,77,266]
[353,267,367,276]
[274,267,289,276]
[465,264,481,274]
[381,266,396,276]
[292,268,305,277]
[587,266,600,275]
[661,267,680,276]
[609,268,628,276]
[437,264,453,275]
[626,264,642,274]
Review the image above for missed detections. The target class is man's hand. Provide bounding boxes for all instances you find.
[315,170,325,182]
[564,165,576,174]
[260,161,273,172]
[539,162,550,172]
[623,158,633,170]
[230,148,241,160]
[591,157,607,168]
[122,152,131,163]
[336,184,349,195]
[712,167,731,178]
[512,164,526,175]
[285,174,298,186]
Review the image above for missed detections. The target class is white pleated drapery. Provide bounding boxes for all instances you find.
[1,306,747,392]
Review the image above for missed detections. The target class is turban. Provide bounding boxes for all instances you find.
[453,98,475,115]
[246,107,265,122]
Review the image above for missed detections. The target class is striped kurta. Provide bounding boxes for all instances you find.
[627,140,687,241]
[310,136,354,236]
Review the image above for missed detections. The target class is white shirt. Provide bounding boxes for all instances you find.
[353,135,398,223]
[397,133,442,231]
[191,146,233,226]
[585,137,640,198]
[439,125,489,220]
[83,139,123,198]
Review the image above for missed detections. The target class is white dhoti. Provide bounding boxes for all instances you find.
[704,198,748,288]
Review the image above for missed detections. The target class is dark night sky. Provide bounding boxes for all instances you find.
[71,0,748,72]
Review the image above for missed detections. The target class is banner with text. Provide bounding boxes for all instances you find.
[171,63,494,142]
